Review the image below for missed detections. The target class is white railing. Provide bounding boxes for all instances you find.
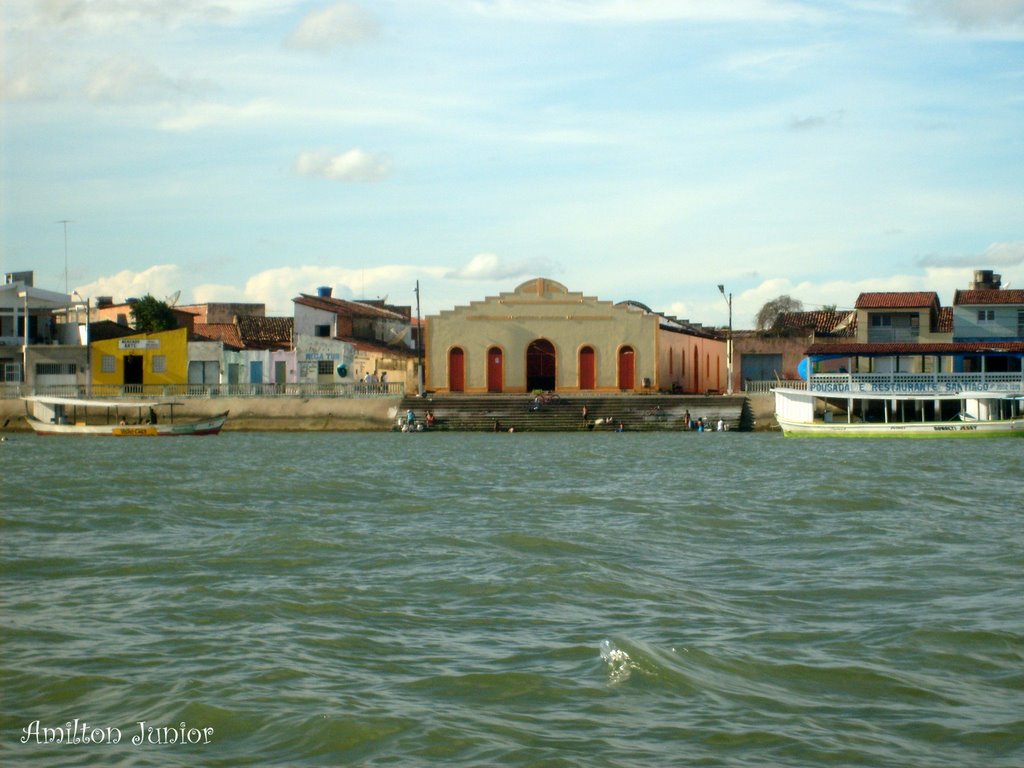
[1,382,406,400]
[807,372,1024,395]
[745,379,806,394]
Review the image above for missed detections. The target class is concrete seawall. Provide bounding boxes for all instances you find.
[3,393,781,432]
[1,397,402,433]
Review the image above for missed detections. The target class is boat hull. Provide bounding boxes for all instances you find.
[777,416,1024,438]
[26,412,229,436]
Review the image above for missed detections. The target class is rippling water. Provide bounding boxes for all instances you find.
[2,432,1022,766]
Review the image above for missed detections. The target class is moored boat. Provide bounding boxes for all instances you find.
[775,386,1023,437]
[22,396,228,436]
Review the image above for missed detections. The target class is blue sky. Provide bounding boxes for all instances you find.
[2,0,1022,326]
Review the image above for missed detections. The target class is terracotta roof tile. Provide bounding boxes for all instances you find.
[855,292,940,309]
[953,289,1024,305]
[294,294,407,321]
[776,310,857,336]
[936,306,953,333]
[237,316,293,349]
[192,323,242,349]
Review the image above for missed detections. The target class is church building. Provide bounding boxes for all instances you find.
[425,278,726,395]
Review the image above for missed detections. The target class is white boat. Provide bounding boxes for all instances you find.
[775,384,1024,438]
[22,396,228,437]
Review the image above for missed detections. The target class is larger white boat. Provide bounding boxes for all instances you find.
[775,373,1024,438]
[22,396,228,436]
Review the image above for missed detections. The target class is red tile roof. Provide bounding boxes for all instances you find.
[953,289,1024,305]
[855,292,940,309]
[237,316,293,349]
[806,341,1024,356]
[294,294,408,321]
[192,323,242,349]
[776,310,857,336]
[936,306,953,333]
[341,337,416,356]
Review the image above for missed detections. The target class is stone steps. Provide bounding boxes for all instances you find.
[397,393,751,432]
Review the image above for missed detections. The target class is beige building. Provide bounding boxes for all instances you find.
[425,278,726,395]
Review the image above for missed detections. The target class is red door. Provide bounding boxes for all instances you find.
[618,347,635,390]
[487,347,503,393]
[449,347,465,392]
[579,346,595,390]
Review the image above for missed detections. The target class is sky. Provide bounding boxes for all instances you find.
[2,0,1023,327]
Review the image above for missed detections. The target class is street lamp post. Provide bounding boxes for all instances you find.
[718,284,733,395]
[72,291,91,397]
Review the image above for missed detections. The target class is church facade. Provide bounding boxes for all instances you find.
[424,278,726,395]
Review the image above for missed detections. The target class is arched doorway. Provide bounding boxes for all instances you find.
[487,347,503,393]
[693,348,699,392]
[618,346,635,390]
[578,346,595,390]
[526,339,556,391]
[448,347,465,392]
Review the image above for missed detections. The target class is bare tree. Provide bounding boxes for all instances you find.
[755,295,804,332]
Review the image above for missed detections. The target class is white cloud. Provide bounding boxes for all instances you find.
[32,0,291,32]
[284,2,378,53]
[73,265,184,304]
[294,149,392,182]
[193,265,450,315]
[0,66,55,101]
[158,100,280,132]
[720,45,825,78]
[86,56,210,103]
[915,0,1024,31]
[915,241,1024,268]
[462,0,821,23]
[787,110,846,131]
[446,253,558,281]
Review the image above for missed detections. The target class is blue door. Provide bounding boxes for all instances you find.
[250,360,263,384]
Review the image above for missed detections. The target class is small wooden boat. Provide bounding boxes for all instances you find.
[22,396,228,436]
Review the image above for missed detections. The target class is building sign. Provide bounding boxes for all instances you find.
[119,339,160,350]
[303,352,341,361]
[810,380,1020,394]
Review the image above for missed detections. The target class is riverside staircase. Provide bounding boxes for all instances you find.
[396,393,752,432]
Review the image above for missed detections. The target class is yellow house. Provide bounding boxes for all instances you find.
[91,328,189,388]
[425,278,726,394]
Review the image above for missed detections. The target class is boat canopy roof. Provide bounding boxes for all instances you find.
[804,341,1024,359]
[23,395,183,408]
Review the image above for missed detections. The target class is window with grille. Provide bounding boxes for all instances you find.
[35,362,77,375]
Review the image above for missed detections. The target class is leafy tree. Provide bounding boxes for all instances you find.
[754,295,804,332]
[130,294,178,332]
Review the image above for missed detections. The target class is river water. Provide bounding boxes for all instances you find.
[1,432,1022,767]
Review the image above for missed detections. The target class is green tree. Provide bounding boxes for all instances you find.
[754,295,804,332]
[130,294,178,332]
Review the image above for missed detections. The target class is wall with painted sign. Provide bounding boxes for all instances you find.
[91,328,188,387]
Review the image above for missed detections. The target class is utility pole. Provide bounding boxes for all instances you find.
[58,220,73,295]
[415,280,425,396]
[718,284,734,395]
